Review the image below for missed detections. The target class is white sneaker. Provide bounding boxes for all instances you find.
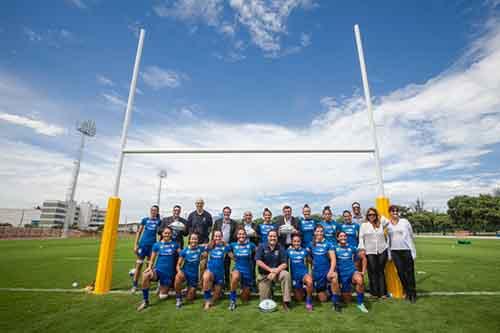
[357,303,369,313]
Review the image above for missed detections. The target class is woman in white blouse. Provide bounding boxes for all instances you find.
[358,207,388,299]
[386,205,417,303]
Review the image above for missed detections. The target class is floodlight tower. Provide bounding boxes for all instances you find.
[157,170,167,208]
[63,120,96,238]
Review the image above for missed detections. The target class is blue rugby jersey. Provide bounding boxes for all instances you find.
[258,223,277,245]
[299,218,316,247]
[308,240,334,274]
[230,242,256,274]
[319,220,340,245]
[287,247,309,279]
[340,223,360,247]
[139,217,161,246]
[334,244,357,275]
[207,244,230,273]
[180,246,206,275]
[152,240,179,273]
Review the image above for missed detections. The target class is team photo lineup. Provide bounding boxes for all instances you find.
[131,199,416,313]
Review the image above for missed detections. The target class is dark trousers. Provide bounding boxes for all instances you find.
[367,250,388,297]
[391,249,416,297]
[224,255,231,289]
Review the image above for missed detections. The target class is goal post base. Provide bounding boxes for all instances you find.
[94,196,121,295]
[376,196,405,299]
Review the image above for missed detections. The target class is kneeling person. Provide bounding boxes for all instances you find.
[137,227,179,311]
[332,231,368,313]
[202,230,230,310]
[287,234,314,311]
[256,230,292,311]
[174,233,206,309]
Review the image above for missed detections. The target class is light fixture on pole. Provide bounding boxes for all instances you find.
[157,169,167,207]
[63,120,96,238]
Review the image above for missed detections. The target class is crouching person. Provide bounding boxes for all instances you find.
[256,230,292,311]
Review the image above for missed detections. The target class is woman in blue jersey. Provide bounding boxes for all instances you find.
[228,228,256,311]
[202,230,230,310]
[174,233,207,309]
[332,231,368,313]
[137,226,179,311]
[132,205,162,293]
[298,204,316,248]
[340,210,361,271]
[257,208,277,246]
[308,224,342,312]
[287,234,314,311]
[319,206,341,245]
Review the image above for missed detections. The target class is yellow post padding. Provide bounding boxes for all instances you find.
[376,196,405,299]
[94,197,121,294]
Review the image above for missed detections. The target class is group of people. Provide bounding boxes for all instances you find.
[132,199,417,313]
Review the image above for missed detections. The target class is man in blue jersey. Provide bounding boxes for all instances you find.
[132,205,162,293]
[308,224,341,312]
[137,227,179,311]
[298,204,316,248]
[332,231,368,313]
[257,208,277,246]
[174,233,206,309]
[256,230,292,311]
[319,206,341,245]
[287,234,314,311]
[228,228,256,311]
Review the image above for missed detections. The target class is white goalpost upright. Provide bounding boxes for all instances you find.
[94,26,399,296]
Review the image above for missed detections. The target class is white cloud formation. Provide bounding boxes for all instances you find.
[67,0,87,9]
[2,16,500,221]
[0,112,65,136]
[153,0,224,26]
[140,66,187,90]
[23,27,42,42]
[96,74,114,87]
[101,92,127,110]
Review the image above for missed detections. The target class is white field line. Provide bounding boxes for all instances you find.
[64,257,131,262]
[1,288,500,297]
[416,235,500,240]
[418,260,454,263]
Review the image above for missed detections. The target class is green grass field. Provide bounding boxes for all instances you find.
[1,237,499,332]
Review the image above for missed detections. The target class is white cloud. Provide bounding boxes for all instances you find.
[67,0,87,9]
[229,0,314,54]
[141,66,187,90]
[96,74,114,87]
[23,27,76,47]
[0,111,65,136]
[23,27,42,42]
[153,0,224,26]
[101,92,127,109]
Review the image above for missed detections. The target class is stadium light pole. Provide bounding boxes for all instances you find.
[157,170,167,207]
[63,120,96,238]
[94,29,145,295]
[354,24,403,299]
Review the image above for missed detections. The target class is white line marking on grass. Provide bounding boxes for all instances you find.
[64,257,132,262]
[418,260,454,263]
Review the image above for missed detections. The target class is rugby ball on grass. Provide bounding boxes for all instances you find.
[259,299,277,313]
[169,221,186,232]
[279,224,294,235]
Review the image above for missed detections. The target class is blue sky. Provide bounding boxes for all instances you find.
[1,1,499,220]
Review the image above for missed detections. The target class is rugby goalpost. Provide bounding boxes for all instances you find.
[94,26,404,297]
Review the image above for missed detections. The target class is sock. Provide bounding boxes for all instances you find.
[204,290,212,301]
[229,290,237,302]
[142,289,149,302]
[357,292,364,305]
[306,296,312,305]
[331,293,340,305]
[133,280,138,288]
[176,292,182,301]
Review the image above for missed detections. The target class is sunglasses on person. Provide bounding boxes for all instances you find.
[390,209,399,213]
[367,213,377,217]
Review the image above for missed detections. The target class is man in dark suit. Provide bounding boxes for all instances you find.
[212,206,239,288]
[276,205,299,248]
[160,204,188,248]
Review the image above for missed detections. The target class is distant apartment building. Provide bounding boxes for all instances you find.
[0,208,41,226]
[79,202,106,229]
[39,200,79,228]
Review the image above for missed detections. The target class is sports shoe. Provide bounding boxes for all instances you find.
[203,302,211,311]
[176,299,183,309]
[130,286,138,294]
[409,295,417,304]
[137,301,149,312]
[228,301,236,311]
[356,303,369,313]
[306,303,313,312]
[333,303,342,313]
